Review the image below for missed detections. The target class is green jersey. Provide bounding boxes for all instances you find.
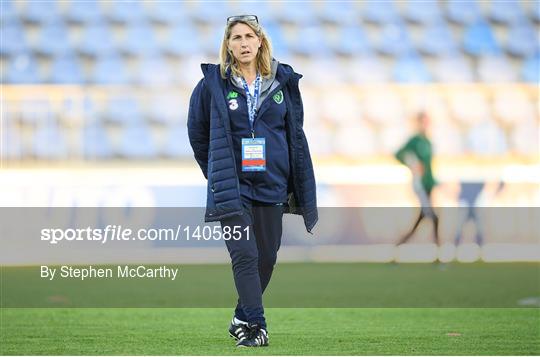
[395,134,436,194]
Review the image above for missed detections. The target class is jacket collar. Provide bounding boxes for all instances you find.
[200,61,301,90]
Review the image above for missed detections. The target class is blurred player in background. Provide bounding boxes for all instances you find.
[396,112,440,247]
[454,181,505,248]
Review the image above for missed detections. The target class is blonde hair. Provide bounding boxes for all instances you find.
[219,18,273,79]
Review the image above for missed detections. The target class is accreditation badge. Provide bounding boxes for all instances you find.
[241,138,266,172]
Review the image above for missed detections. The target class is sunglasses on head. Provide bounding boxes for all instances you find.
[227,15,258,24]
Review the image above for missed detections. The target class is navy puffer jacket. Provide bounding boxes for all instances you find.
[187,63,318,232]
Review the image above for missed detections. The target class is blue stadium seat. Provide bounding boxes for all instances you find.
[432,55,474,82]
[163,24,202,56]
[121,22,160,56]
[49,54,85,84]
[119,124,158,159]
[292,26,331,56]
[362,1,399,23]
[66,0,103,23]
[489,0,524,24]
[318,1,359,25]
[190,2,230,24]
[463,21,501,56]
[137,56,175,85]
[234,2,278,24]
[506,21,539,57]
[108,1,147,23]
[162,124,192,157]
[522,53,540,82]
[404,1,443,24]
[0,21,28,55]
[33,124,68,159]
[377,21,414,56]
[446,0,482,24]
[19,99,52,124]
[331,25,371,56]
[105,97,143,125]
[263,22,289,57]
[200,30,223,56]
[350,55,391,83]
[149,1,189,24]
[467,120,508,156]
[478,55,518,82]
[83,123,113,159]
[0,0,18,23]
[148,95,185,125]
[35,20,73,56]
[419,21,458,56]
[393,52,432,82]
[278,2,315,25]
[5,53,40,83]
[78,22,117,56]
[93,54,131,84]
[23,1,61,23]
[1,119,23,160]
[533,1,540,23]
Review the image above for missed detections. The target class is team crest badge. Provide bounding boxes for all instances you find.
[229,99,238,110]
[227,91,238,100]
[273,90,283,104]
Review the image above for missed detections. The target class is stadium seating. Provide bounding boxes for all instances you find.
[163,24,203,57]
[33,123,68,159]
[446,0,482,24]
[83,122,113,159]
[393,52,432,83]
[118,123,158,158]
[363,1,400,24]
[377,21,414,56]
[1,1,537,161]
[506,20,539,57]
[404,1,444,24]
[78,22,117,56]
[35,20,73,56]
[477,55,518,82]
[49,54,85,83]
[5,53,40,83]
[107,0,147,24]
[1,20,27,55]
[92,54,131,84]
[462,21,501,56]
[104,97,143,125]
[489,0,525,24]
[419,21,458,56]
[318,1,358,25]
[22,0,60,24]
[121,22,161,56]
[521,53,540,82]
[66,0,103,24]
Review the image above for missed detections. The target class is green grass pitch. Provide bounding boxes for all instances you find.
[1,263,539,355]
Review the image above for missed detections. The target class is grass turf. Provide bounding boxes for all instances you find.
[1,263,539,355]
[1,308,538,355]
[2,263,539,307]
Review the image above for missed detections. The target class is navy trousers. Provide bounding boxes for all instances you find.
[220,200,284,329]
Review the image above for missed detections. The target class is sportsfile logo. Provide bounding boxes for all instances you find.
[40,225,249,244]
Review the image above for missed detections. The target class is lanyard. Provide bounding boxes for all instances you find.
[240,73,261,138]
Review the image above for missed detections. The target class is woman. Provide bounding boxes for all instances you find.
[187,15,318,347]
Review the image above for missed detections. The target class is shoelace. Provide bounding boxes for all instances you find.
[248,325,267,344]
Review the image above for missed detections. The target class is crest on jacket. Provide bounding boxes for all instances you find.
[273,90,284,104]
